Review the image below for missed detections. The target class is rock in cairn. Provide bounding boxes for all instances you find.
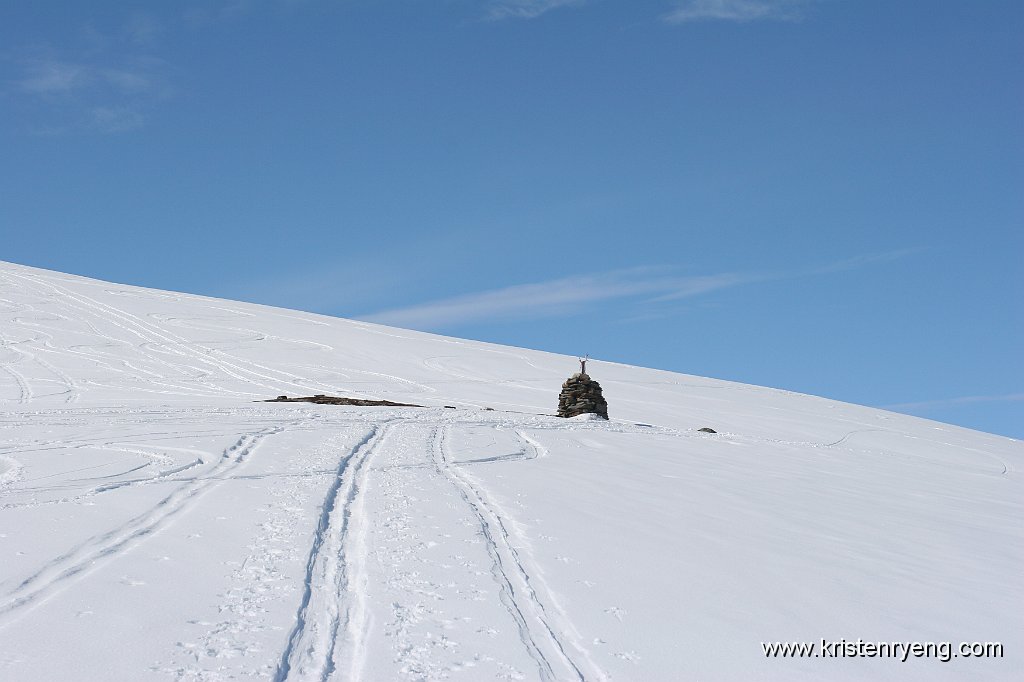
[557,360,609,419]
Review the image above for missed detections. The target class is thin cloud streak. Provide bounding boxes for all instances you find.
[650,272,761,302]
[124,12,162,46]
[361,249,919,331]
[18,58,157,95]
[18,60,90,93]
[14,55,166,134]
[183,0,259,28]
[361,268,730,329]
[10,8,171,136]
[883,393,1024,413]
[651,247,921,303]
[486,0,586,21]
[663,0,811,24]
[806,248,925,276]
[90,106,145,132]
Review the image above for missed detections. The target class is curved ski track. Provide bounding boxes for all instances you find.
[4,271,347,399]
[272,415,611,682]
[431,423,607,682]
[0,419,301,627]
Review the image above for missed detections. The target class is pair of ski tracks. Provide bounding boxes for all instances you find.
[275,420,396,682]
[0,418,302,628]
[431,424,607,682]
[8,271,318,397]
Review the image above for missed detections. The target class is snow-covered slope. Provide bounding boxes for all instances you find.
[0,260,1020,681]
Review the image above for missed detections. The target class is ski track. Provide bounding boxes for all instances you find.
[0,419,301,627]
[2,321,82,404]
[6,272,293,397]
[27,348,81,403]
[5,271,434,404]
[0,363,31,405]
[1,263,1022,682]
[275,414,612,681]
[2,276,220,394]
[0,331,32,405]
[275,421,393,682]
[431,422,607,682]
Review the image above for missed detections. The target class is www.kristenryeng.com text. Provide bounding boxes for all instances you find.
[762,639,1003,663]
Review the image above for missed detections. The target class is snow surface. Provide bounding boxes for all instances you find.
[0,260,1020,681]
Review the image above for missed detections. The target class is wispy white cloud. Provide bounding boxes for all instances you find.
[8,7,172,136]
[649,272,760,302]
[486,0,586,21]
[360,249,918,331]
[90,105,145,133]
[124,12,162,46]
[651,247,921,303]
[361,267,719,329]
[183,0,259,28]
[883,393,1024,413]
[18,59,156,95]
[663,0,811,24]
[13,52,167,134]
[17,60,90,93]
[806,248,925,276]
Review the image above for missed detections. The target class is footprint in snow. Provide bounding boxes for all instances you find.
[604,606,625,621]
[614,651,641,663]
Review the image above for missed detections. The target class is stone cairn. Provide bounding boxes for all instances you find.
[557,356,609,419]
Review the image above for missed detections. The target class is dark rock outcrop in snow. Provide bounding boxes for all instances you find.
[264,395,422,407]
[557,373,609,419]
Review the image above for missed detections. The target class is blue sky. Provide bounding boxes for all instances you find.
[2,0,1021,438]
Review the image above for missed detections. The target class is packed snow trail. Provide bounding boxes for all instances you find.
[273,415,608,682]
[431,424,605,682]
[0,260,1021,681]
[276,422,389,682]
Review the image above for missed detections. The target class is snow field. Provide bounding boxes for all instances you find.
[0,260,1021,681]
